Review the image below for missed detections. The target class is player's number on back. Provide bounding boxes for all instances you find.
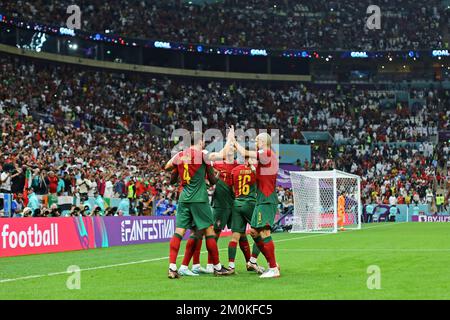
[183,164,191,184]
[238,175,251,195]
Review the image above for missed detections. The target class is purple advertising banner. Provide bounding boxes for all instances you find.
[412,215,450,222]
[277,213,293,226]
[277,164,302,188]
[102,216,177,246]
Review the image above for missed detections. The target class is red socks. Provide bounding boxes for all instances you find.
[207,253,213,265]
[239,237,251,262]
[207,235,218,264]
[205,235,220,265]
[169,233,183,264]
[263,237,277,268]
[228,241,237,263]
[255,236,277,268]
[181,236,197,266]
[255,236,266,255]
[193,238,202,265]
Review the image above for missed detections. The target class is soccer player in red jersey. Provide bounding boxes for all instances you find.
[234,132,281,278]
[194,144,237,273]
[164,132,232,278]
[228,157,264,274]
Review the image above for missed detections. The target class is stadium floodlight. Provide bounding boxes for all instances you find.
[290,170,361,233]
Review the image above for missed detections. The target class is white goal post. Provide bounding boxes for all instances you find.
[290,170,361,233]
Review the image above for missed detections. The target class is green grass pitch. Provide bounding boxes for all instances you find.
[1,222,449,300]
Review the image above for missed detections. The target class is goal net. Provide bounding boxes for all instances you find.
[290,170,361,233]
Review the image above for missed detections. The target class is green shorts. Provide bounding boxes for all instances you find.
[231,203,255,233]
[251,203,278,229]
[176,202,214,230]
[213,207,233,231]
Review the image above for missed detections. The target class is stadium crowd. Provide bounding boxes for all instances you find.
[0,0,446,50]
[0,55,448,217]
[1,55,447,144]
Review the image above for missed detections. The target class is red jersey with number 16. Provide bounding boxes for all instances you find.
[231,164,257,205]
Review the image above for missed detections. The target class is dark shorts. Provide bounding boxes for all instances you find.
[213,207,233,231]
[176,202,214,230]
[231,203,255,233]
[251,203,278,229]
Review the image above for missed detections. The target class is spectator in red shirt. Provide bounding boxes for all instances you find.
[47,171,59,194]
[135,179,146,197]
[97,174,106,196]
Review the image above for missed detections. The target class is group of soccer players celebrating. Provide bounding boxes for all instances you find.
[165,126,281,279]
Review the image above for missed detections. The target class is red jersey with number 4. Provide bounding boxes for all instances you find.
[173,147,212,203]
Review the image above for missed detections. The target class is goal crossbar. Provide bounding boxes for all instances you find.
[294,170,360,179]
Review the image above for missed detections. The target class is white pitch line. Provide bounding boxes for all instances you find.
[0,256,170,283]
[0,222,404,284]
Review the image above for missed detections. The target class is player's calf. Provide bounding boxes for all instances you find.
[203,229,221,272]
[227,240,238,273]
[168,231,185,279]
[181,233,198,268]
[238,234,251,262]
[205,227,231,276]
[167,226,189,278]
[252,228,279,272]
[227,232,241,272]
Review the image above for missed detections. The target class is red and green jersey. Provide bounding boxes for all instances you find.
[211,162,236,208]
[231,164,256,206]
[173,147,213,203]
[256,149,279,204]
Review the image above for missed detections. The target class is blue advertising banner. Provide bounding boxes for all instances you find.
[274,144,311,164]
[0,194,12,217]
[206,142,311,164]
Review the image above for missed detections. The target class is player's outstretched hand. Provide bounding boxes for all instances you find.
[227,125,235,143]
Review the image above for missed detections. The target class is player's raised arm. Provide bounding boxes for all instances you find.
[234,140,257,159]
[164,152,180,171]
[248,157,257,173]
[205,125,235,161]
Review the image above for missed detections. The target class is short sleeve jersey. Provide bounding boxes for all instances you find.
[231,164,257,206]
[174,147,212,203]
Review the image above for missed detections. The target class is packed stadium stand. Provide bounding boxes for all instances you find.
[0,0,446,50]
[0,53,448,217]
[0,0,448,219]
